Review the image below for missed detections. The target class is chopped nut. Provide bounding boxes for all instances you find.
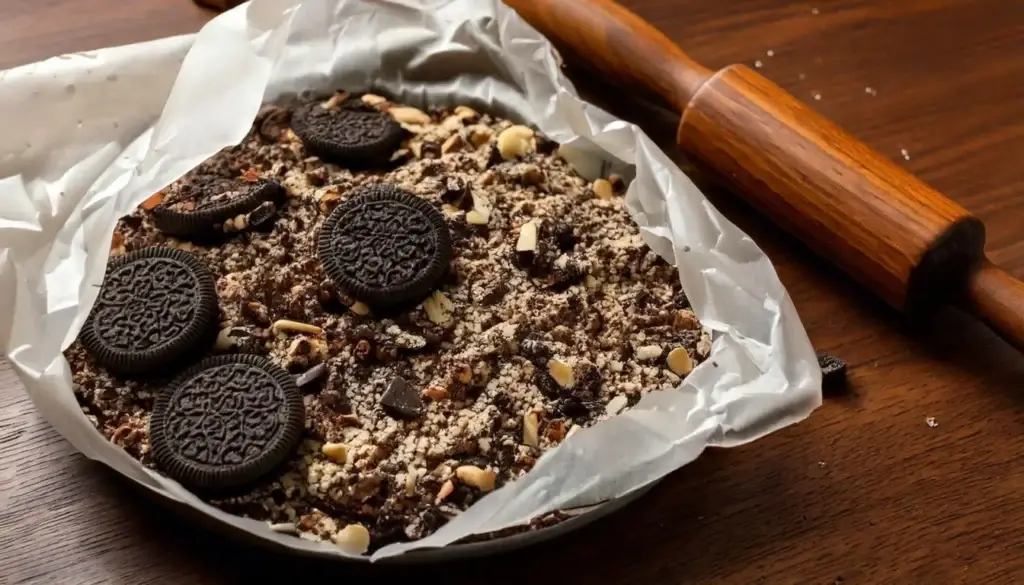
[361,93,387,106]
[240,168,261,183]
[673,309,700,330]
[321,92,347,109]
[547,359,575,388]
[141,192,164,210]
[454,363,473,384]
[269,522,297,534]
[497,125,535,160]
[465,191,492,225]
[523,411,540,447]
[605,394,629,416]
[110,232,126,256]
[271,319,324,336]
[635,345,663,361]
[389,106,431,125]
[405,468,420,496]
[455,465,496,492]
[519,164,545,186]
[348,300,371,316]
[441,133,465,154]
[436,479,455,503]
[516,220,539,253]
[454,105,479,121]
[592,178,614,199]
[333,523,370,554]
[423,291,453,325]
[318,191,341,215]
[422,386,448,401]
[321,442,348,463]
[467,125,493,148]
[667,347,694,376]
[214,327,238,352]
[546,419,567,442]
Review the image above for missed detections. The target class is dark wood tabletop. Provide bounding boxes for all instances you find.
[2,0,1023,583]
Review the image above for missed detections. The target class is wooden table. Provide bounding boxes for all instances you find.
[2,1,1023,583]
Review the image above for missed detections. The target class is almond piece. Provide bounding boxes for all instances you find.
[673,309,700,330]
[455,465,496,492]
[667,347,694,376]
[516,220,539,253]
[361,93,387,106]
[321,442,348,463]
[422,386,448,401]
[423,291,453,325]
[454,105,479,121]
[389,106,431,125]
[592,178,614,200]
[523,411,540,447]
[441,133,465,154]
[348,301,371,316]
[141,192,164,210]
[271,319,324,336]
[497,125,535,160]
[605,394,628,416]
[435,479,455,503]
[635,345,663,361]
[333,523,370,554]
[547,359,575,388]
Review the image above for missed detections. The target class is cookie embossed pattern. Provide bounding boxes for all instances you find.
[0,0,820,563]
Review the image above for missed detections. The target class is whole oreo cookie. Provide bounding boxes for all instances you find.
[291,99,404,167]
[149,354,305,491]
[80,247,218,376]
[152,176,284,239]
[318,184,452,308]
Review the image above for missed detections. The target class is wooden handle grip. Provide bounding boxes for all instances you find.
[505,0,712,112]
[965,260,1024,351]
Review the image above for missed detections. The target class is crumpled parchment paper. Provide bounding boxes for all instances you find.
[0,0,821,561]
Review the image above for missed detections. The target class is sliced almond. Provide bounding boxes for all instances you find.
[321,442,348,463]
[466,210,489,225]
[435,479,455,503]
[321,92,347,109]
[516,220,539,253]
[361,93,387,106]
[592,178,614,200]
[497,125,535,160]
[547,359,575,388]
[318,191,341,215]
[605,394,629,416]
[389,106,431,125]
[405,468,420,496]
[272,319,324,336]
[635,345,663,361]
[455,465,496,492]
[523,411,540,447]
[667,347,694,376]
[468,191,492,223]
[333,523,370,554]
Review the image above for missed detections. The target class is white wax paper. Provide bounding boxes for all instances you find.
[0,0,822,561]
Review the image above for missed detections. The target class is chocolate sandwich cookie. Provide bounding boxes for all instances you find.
[149,354,305,491]
[152,175,284,239]
[80,247,218,376]
[318,184,452,308]
[290,99,404,167]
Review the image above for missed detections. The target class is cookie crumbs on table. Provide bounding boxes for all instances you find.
[67,90,711,553]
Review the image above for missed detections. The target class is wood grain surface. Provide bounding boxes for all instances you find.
[2,0,1024,583]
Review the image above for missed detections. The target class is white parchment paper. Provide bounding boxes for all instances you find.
[0,0,822,561]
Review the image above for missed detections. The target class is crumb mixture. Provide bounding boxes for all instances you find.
[67,91,710,552]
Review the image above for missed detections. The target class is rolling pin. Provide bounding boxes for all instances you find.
[504,0,1024,351]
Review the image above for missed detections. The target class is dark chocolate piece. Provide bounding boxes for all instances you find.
[149,354,305,490]
[818,352,848,389]
[380,376,423,419]
[80,247,218,376]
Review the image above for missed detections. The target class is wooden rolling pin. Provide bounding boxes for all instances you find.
[505,0,1024,350]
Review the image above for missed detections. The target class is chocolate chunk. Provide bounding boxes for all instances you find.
[818,353,847,390]
[290,100,404,167]
[247,201,278,230]
[440,176,473,210]
[381,376,424,419]
[149,354,304,490]
[317,183,452,308]
[80,247,218,376]
[152,177,285,240]
[295,362,327,387]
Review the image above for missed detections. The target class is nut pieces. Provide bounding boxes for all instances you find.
[497,125,535,160]
[667,347,694,376]
[455,465,496,491]
[547,359,575,388]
